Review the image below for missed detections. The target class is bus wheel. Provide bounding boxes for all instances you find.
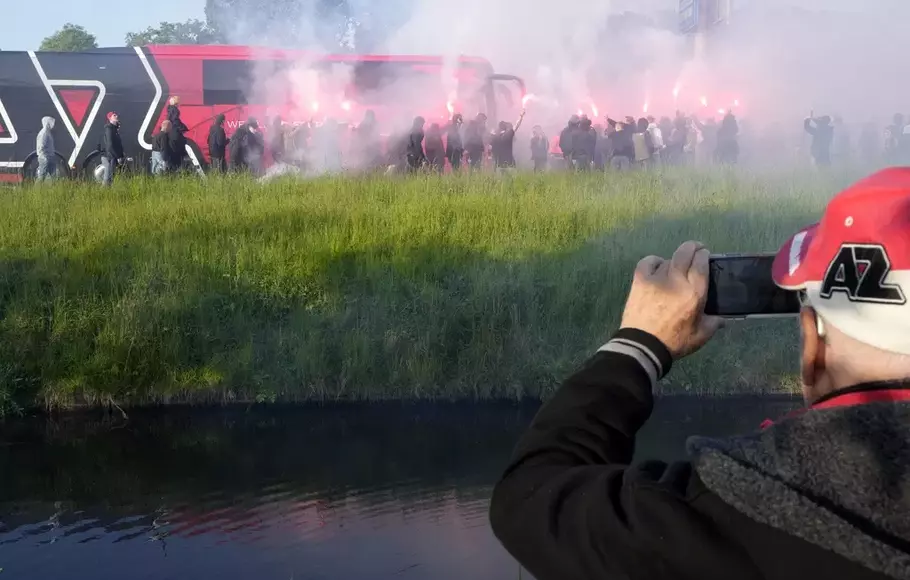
[81,152,105,183]
[19,152,72,182]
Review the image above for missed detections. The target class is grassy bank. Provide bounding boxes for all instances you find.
[0,169,855,413]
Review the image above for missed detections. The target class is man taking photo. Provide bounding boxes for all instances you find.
[490,167,910,580]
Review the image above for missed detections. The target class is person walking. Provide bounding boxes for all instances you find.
[100,112,123,186]
[35,116,57,181]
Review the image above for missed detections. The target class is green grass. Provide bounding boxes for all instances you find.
[0,168,860,413]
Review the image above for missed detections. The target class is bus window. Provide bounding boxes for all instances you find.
[202,59,295,106]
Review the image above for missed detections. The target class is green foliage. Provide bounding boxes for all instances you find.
[0,169,855,413]
[125,19,220,47]
[39,23,98,52]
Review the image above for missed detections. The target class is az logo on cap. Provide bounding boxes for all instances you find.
[820,244,906,305]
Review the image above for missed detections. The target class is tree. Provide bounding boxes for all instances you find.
[39,23,98,52]
[125,19,220,46]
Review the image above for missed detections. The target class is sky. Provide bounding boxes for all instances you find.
[3,0,205,51]
[3,0,880,52]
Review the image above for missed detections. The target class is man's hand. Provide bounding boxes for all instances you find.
[620,241,724,360]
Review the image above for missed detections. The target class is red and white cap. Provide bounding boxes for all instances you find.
[772,167,910,354]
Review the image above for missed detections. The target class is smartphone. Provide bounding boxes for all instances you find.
[705,254,801,318]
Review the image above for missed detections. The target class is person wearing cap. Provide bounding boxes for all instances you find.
[100,112,123,186]
[489,167,910,580]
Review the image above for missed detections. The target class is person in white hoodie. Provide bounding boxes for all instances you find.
[646,115,664,164]
[35,116,57,181]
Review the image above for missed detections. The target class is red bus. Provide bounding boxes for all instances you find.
[0,45,526,181]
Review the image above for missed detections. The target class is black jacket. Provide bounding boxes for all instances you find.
[152,130,173,162]
[490,328,910,580]
[559,124,576,157]
[610,127,635,159]
[102,122,123,160]
[491,129,516,167]
[152,130,166,153]
[228,126,249,167]
[574,125,596,160]
[167,104,189,134]
[406,128,426,162]
[804,119,834,163]
[208,116,228,159]
[228,125,264,169]
[166,127,185,167]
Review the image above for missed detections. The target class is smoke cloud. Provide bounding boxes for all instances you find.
[211,0,910,172]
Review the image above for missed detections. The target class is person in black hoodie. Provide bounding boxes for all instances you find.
[151,119,173,175]
[559,115,579,169]
[245,119,265,174]
[490,110,525,171]
[804,114,834,167]
[167,96,188,169]
[446,113,465,171]
[228,124,249,172]
[406,116,427,172]
[465,113,488,170]
[607,118,634,170]
[572,116,596,170]
[100,111,123,186]
[715,111,740,164]
[166,119,187,173]
[228,118,262,174]
[208,114,228,174]
[424,123,445,173]
[167,96,188,133]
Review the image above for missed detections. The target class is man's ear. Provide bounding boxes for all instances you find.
[800,306,825,389]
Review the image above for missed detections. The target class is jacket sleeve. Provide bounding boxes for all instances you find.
[36,130,49,157]
[558,131,570,154]
[103,125,114,157]
[113,132,125,160]
[168,106,189,133]
[489,328,711,580]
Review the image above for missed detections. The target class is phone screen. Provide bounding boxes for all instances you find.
[705,254,801,317]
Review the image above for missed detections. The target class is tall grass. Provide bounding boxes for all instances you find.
[0,168,856,413]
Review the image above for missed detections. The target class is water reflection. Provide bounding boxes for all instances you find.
[0,399,797,579]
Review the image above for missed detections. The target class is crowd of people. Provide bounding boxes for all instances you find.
[553,110,741,170]
[202,108,530,177]
[30,92,910,183]
[192,107,910,176]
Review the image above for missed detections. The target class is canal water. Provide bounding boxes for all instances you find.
[0,398,798,579]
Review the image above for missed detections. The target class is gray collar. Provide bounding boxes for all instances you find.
[689,400,910,579]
